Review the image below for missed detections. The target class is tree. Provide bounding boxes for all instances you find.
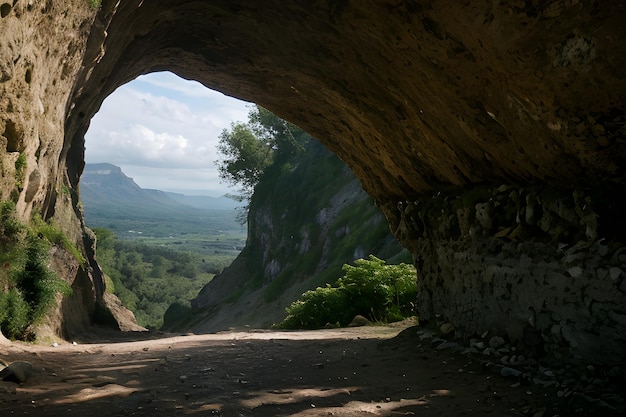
[248,106,306,163]
[215,105,308,204]
[216,121,273,202]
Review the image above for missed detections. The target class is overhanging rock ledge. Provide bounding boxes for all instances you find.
[0,1,624,364]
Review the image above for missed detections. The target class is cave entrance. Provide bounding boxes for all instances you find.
[80,71,250,329]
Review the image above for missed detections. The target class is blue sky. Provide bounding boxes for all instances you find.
[84,72,251,196]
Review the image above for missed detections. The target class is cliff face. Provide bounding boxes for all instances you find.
[190,140,407,331]
[1,1,625,364]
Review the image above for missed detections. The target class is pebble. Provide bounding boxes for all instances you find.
[482,347,500,357]
[500,367,522,378]
[473,341,485,350]
[461,347,479,355]
[489,336,505,348]
[418,330,435,341]
[609,267,622,282]
[533,377,558,387]
[436,341,461,351]
[430,337,446,345]
[440,323,455,335]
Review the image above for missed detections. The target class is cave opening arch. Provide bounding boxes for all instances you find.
[54,0,626,365]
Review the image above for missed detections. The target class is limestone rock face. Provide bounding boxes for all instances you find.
[1,1,625,364]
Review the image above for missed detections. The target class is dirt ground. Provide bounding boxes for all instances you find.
[0,322,593,417]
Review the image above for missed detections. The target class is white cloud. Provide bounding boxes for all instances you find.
[84,71,251,196]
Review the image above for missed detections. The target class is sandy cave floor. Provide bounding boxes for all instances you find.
[0,322,605,417]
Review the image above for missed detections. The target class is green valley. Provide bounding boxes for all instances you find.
[80,163,246,328]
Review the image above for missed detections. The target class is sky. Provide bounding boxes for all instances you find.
[84,71,252,196]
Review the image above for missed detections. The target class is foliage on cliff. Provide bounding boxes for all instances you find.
[0,201,73,340]
[216,106,308,220]
[276,256,417,329]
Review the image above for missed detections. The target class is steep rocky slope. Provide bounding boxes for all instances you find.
[0,1,625,365]
[189,140,408,331]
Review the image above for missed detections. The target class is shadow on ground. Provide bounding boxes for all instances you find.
[0,324,613,416]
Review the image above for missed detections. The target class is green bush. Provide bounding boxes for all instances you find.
[276,255,417,329]
[14,234,72,324]
[0,201,74,340]
[0,289,31,339]
[14,153,27,188]
[0,200,24,244]
[278,285,351,329]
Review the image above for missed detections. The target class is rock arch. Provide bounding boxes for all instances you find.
[1,1,625,364]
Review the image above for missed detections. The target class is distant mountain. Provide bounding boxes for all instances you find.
[80,163,244,237]
[80,163,186,214]
[164,192,241,211]
[81,163,239,214]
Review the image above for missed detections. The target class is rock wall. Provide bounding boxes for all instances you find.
[0,1,625,363]
[381,184,626,365]
[0,1,138,336]
[190,140,407,331]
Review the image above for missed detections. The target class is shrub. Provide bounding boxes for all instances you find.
[0,201,74,340]
[339,256,417,321]
[276,255,417,329]
[14,153,27,188]
[0,289,31,339]
[0,200,24,244]
[279,285,351,329]
[14,234,72,324]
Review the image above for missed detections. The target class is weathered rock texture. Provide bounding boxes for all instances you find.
[1,1,625,364]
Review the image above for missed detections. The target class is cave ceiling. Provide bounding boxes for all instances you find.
[67,0,626,201]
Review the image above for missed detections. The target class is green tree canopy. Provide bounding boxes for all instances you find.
[215,105,307,204]
[216,122,273,201]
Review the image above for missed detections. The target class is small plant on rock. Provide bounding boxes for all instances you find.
[14,153,27,189]
[86,0,101,9]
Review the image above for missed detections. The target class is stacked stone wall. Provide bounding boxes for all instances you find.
[385,185,626,365]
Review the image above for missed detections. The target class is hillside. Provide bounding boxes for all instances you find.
[81,163,240,214]
[80,163,243,239]
[78,163,246,328]
[187,139,410,332]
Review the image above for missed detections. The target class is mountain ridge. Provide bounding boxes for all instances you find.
[81,163,240,214]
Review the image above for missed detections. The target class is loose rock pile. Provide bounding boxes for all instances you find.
[417,323,625,416]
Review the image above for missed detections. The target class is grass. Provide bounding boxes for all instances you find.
[31,214,86,266]
[14,153,27,188]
